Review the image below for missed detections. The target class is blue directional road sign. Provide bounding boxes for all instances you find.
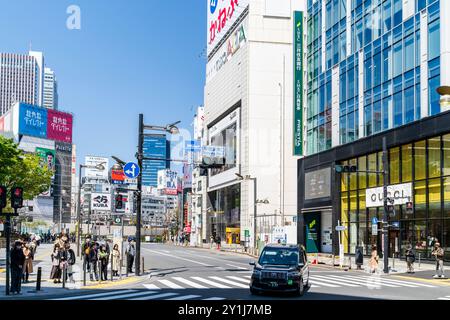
[372,217,378,225]
[123,162,140,179]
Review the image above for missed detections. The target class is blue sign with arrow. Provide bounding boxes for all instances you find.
[123,162,140,179]
[372,217,378,225]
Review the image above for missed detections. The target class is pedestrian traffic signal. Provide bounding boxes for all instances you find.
[0,186,7,209]
[387,203,395,216]
[10,187,23,209]
[405,201,413,215]
[335,165,357,173]
[115,194,123,210]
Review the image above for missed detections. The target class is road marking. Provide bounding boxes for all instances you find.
[50,290,138,300]
[244,275,252,279]
[311,275,360,287]
[209,276,248,288]
[172,277,208,289]
[392,275,450,286]
[191,277,231,289]
[144,284,161,290]
[180,251,251,266]
[143,248,213,267]
[308,279,340,287]
[94,291,158,300]
[437,297,450,300]
[226,276,250,284]
[131,292,178,300]
[226,264,248,270]
[203,297,226,300]
[332,275,400,287]
[359,275,435,288]
[158,279,185,289]
[166,295,201,300]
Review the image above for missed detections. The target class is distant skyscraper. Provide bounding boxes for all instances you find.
[0,50,50,115]
[43,67,58,109]
[142,134,170,187]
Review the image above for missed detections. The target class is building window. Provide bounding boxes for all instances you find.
[414,140,426,181]
[390,147,400,184]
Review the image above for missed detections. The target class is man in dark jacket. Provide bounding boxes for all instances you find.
[405,245,416,273]
[82,236,92,274]
[10,240,25,294]
[88,242,99,281]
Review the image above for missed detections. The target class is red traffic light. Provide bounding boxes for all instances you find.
[0,186,7,209]
[11,187,24,209]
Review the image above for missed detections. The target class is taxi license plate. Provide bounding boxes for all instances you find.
[269,282,278,287]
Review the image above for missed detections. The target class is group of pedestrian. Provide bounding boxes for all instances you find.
[9,236,39,295]
[49,233,76,284]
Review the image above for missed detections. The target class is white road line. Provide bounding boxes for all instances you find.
[131,293,178,300]
[357,276,433,288]
[337,275,400,287]
[437,297,450,300]
[94,291,158,300]
[209,276,249,288]
[166,295,201,300]
[143,248,213,267]
[226,264,248,270]
[308,279,340,288]
[226,276,250,283]
[52,290,138,300]
[310,284,319,288]
[180,251,251,266]
[191,276,232,288]
[311,275,360,287]
[158,279,185,289]
[203,297,227,300]
[144,284,161,290]
[325,275,400,288]
[173,277,208,289]
[244,275,252,279]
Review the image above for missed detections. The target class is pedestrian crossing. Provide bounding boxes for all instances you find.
[47,273,438,300]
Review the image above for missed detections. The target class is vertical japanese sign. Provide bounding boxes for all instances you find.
[47,109,73,143]
[293,11,304,156]
[18,103,47,138]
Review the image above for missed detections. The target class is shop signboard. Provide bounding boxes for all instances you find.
[158,169,178,195]
[18,103,47,138]
[293,11,304,156]
[90,193,111,211]
[111,169,125,184]
[85,156,109,179]
[304,168,331,200]
[366,183,413,208]
[304,213,321,253]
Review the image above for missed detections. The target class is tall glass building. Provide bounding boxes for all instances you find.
[298,0,450,260]
[142,134,170,187]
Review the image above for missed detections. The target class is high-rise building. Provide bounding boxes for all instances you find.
[297,0,450,259]
[43,67,58,109]
[142,134,170,187]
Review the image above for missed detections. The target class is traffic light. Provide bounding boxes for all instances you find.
[115,194,123,210]
[11,187,23,209]
[0,186,7,209]
[335,165,357,173]
[405,201,414,215]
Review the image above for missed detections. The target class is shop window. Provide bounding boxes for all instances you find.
[414,140,426,181]
[368,153,377,187]
[443,177,450,218]
[358,156,367,189]
[349,159,358,190]
[414,220,427,256]
[341,194,349,254]
[378,152,384,187]
[350,191,358,222]
[414,180,427,220]
[428,137,441,178]
[341,160,349,192]
[428,178,441,219]
[401,144,413,182]
[443,134,450,176]
[400,221,414,257]
[390,147,400,184]
[444,219,450,260]
[428,219,443,258]
[350,223,357,254]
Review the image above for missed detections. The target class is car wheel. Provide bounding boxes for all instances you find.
[297,277,304,296]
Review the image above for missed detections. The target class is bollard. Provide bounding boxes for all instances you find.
[98,260,102,283]
[36,267,42,291]
[62,265,66,289]
[141,257,144,275]
[418,253,421,269]
[392,253,395,270]
[83,258,86,286]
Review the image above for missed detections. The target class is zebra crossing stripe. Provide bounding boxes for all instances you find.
[52,290,138,300]
[191,277,232,288]
[311,275,360,287]
[144,284,161,290]
[93,291,158,300]
[226,276,250,283]
[244,275,252,279]
[437,297,450,300]
[131,293,178,300]
[172,277,208,289]
[203,297,227,300]
[336,275,400,287]
[158,279,185,289]
[166,295,201,300]
[357,276,432,288]
[209,276,248,288]
[325,275,400,288]
[308,279,340,287]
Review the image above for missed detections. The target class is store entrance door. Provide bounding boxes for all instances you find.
[304,212,321,254]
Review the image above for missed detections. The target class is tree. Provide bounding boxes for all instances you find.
[0,136,53,202]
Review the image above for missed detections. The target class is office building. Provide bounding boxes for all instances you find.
[43,67,58,109]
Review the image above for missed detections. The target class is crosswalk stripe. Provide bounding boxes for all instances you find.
[131,293,178,300]
[173,277,208,289]
[338,275,402,287]
[308,279,340,287]
[244,275,252,279]
[227,264,248,270]
[226,276,250,284]
[94,291,158,300]
[144,284,161,290]
[356,276,433,288]
[437,297,450,300]
[158,279,185,289]
[203,297,226,300]
[325,275,400,288]
[310,284,319,288]
[52,290,138,300]
[209,276,248,288]
[166,295,201,300]
[191,277,231,288]
[311,275,360,287]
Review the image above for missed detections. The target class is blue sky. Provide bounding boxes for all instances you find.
[0,0,206,173]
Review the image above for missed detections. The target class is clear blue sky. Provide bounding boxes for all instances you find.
[0,0,206,173]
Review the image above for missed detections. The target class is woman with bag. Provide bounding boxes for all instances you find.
[98,245,109,281]
[50,245,62,283]
[112,244,121,277]
[22,243,34,283]
[65,243,76,283]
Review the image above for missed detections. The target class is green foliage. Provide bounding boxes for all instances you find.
[0,136,52,201]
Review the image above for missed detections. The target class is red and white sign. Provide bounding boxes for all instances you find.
[111,170,125,182]
[207,0,249,57]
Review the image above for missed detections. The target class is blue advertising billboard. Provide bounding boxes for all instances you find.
[19,103,47,138]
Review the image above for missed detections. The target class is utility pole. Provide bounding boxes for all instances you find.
[77,164,82,256]
[135,113,144,276]
[382,137,389,274]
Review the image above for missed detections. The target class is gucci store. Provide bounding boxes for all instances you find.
[298,111,450,260]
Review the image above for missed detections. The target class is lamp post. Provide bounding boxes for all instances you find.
[135,114,180,276]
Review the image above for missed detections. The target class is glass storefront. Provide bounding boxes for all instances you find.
[340,133,450,259]
[207,184,240,244]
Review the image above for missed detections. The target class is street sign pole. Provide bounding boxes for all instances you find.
[382,137,389,274]
[5,212,10,296]
[135,114,144,276]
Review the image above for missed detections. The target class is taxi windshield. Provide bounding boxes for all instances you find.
[259,249,299,265]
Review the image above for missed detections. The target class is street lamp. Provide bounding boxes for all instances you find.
[437,86,450,112]
[76,162,106,257]
[135,114,180,276]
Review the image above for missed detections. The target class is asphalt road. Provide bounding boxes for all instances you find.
[27,243,450,301]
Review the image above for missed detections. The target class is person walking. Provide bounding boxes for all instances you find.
[50,245,62,284]
[98,245,109,281]
[368,245,379,274]
[10,240,25,294]
[82,236,92,274]
[22,243,34,283]
[216,235,221,250]
[432,242,445,278]
[125,238,136,273]
[65,243,76,283]
[405,245,416,274]
[89,242,99,281]
[112,244,121,277]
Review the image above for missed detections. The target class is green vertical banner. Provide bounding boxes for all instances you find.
[293,11,304,156]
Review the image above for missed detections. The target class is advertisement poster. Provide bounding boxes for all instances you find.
[91,193,111,211]
[111,169,125,184]
[85,156,109,179]
[293,11,304,156]
[47,109,73,143]
[304,212,321,254]
[36,147,56,197]
[158,169,178,195]
[19,103,47,138]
